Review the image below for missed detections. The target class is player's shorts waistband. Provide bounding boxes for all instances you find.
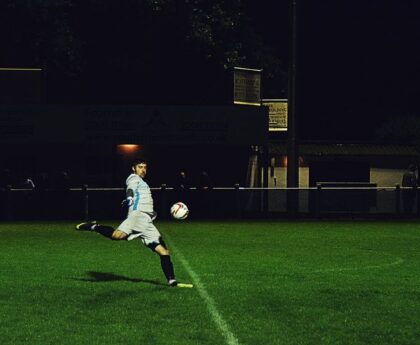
[129,210,156,220]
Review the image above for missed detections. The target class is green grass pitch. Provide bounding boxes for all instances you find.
[0,220,419,345]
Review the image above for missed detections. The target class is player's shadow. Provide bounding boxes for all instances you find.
[76,271,167,286]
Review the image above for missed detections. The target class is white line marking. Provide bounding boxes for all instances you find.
[167,238,241,345]
[312,257,404,273]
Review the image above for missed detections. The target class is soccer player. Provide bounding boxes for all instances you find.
[75,158,178,287]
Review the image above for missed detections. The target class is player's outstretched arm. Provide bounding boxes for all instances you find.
[121,189,134,207]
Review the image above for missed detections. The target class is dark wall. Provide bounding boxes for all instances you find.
[116,145,251,188]
[1,143,251,188]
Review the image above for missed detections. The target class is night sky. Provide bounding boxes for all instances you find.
[247,0,420,140]
[297,1,420,140]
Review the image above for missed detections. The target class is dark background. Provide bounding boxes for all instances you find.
[297,1,420,141]
[1,1,420,141]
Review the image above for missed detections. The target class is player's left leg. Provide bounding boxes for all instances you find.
[147,238,193,288]
[146,240,177,286]
[142,234,178,286]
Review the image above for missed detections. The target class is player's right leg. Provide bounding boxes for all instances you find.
[75,221,97,231]
[75,221,128,240]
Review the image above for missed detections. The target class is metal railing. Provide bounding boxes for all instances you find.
[0,184,418,221]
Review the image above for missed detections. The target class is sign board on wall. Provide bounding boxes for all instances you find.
[233,67,262,106]
[261,99,288,131]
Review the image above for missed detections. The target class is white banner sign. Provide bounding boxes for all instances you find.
[262,99,288,131]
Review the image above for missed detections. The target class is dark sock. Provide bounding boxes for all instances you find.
[93,225,115,239]
[160,255,176,281]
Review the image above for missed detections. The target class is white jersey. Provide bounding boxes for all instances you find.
[126,173,154,214]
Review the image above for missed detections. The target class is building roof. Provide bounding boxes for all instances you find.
[269,143,420,157]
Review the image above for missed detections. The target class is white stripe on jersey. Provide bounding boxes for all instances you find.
[126,173,154,214]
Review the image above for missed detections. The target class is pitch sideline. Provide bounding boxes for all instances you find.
[166,236,241,345]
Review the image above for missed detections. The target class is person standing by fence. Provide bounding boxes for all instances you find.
[401,164,418,214]
[176,171,189,198]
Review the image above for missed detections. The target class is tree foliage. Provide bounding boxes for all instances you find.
[1,0,285,103]
[1,0,83,75]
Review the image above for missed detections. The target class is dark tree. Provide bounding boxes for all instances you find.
[1,0,285,103]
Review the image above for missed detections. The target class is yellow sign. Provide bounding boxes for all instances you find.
[262,99,288,131]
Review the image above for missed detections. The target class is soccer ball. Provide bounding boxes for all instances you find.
[170,202,189,220]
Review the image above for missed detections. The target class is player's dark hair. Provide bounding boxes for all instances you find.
[131,158,147,167]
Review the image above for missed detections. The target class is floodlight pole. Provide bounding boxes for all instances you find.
[287,0,299,188]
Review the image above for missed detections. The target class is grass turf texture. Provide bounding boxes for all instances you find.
[0,221,419,345]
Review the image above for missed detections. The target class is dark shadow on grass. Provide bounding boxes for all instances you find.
[73,271,167,286]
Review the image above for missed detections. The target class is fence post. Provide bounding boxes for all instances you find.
[316,183,322,219]
[395,184,401,215]
[161,184,167,219]
[234,183,241,219]
[82,184,89,221]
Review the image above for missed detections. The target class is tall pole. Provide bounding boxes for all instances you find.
[287,0,299,188]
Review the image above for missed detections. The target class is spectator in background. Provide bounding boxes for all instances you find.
[19,176,36,219]
[176,171,190,203]
[401,164,418,214]
[177,171,189,191]
[56,171,71,219]
[199,171,213,191]
[56,171,71,191]
[35,172,49,191]
[197,171,213,218]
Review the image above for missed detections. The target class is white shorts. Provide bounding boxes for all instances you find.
[118,211,161,246]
